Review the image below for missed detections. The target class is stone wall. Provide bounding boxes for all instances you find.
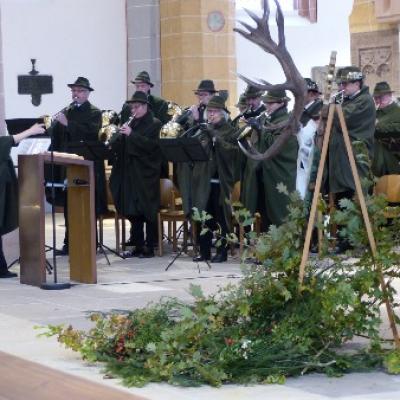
[350,0,400,94]
[160,0,236,108]
[126,0,162,97]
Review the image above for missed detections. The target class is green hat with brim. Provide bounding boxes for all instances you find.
[235,94,247,108]
[373,81,394,96]
[304,78,321,94]
[67,76,94,91]
[131,71,154,87]
[194,79,217,94]
[126,91,150,105]
[206,95,230,114]
[262,89,290,103]
[244,85,264,99]
[335,66,364,84]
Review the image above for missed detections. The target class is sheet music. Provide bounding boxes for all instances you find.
[10,138,51,166]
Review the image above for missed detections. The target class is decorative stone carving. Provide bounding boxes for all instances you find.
[351,29,399,95]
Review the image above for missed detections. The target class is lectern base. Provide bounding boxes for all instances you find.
[40,282,71,290]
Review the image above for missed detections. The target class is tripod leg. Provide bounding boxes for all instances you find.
[97,243,111,265]
[45,259,53,274]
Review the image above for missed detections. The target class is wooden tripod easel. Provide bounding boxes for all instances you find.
[298,103,400,349]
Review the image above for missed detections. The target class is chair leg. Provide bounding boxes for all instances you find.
[183,221,188,253]
[191,221,198,256]
[168,221,172,243]
[114,213,120,254]
[99,216,104,246]
[121,216,126,251]
[158,214,163,257]
[172,221,177,252]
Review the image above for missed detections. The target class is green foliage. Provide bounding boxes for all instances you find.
[40,190,400,387]
[384,350,400,374]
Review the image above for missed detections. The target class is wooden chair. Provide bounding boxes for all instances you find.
[158,178,188,256]
[98,164,126,254]
[374,174,400,218]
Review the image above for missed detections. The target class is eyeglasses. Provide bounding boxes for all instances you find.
[71,88,89,93]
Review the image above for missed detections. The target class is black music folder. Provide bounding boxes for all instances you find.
[67,140,111,161]
[160,137,209,163]
[5,118,48,138]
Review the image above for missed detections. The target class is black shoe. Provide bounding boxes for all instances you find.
[124,247,143,258]
[54,245,69,256]
[211,252,227,263]
[0,270,18,279]
[139,248,154,258]
[334,240,353,255]
[193,255,210,262]
[124,237,135,247]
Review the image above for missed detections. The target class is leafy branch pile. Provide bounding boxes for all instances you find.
[42,190,400,387]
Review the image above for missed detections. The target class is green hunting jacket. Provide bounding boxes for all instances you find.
[109,111,162,221]
[241,106,298,228]
[190,121,238,230]
[0,136,18,235]
[328,86,375,193]
[372,102,400,177]
[47,101,107,215]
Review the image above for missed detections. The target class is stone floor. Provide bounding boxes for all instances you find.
[1,215,400,399]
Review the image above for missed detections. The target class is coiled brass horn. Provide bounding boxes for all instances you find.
[99,110,120,142]
[160,102,185,138]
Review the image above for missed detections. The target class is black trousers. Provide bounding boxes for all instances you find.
[0,237,8,273]
[198,182,228,258]
[129,215,157,250]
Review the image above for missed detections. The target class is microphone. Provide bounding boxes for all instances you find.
[72,178,88,186]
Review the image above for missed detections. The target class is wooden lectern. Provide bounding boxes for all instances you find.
[18,153,97,286]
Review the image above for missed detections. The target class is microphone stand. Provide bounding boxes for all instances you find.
[41,118,70,290]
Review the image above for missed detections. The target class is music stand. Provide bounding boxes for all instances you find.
[159,137,211,271]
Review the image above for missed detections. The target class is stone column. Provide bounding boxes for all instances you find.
[126,0,162,97]
[159,0,237,109]
[349,0,400,94]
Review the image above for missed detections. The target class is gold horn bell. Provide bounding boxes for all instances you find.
[99,110,119,142]
[160,102,185,138]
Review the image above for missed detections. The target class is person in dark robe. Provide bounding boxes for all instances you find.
[47,77,105,255]
[330,66,376,252]
[0,123,45,278]
[189,95,238,263]
[241,90,298,231]
[119,71,170,246]
[175,79,218,217]
[109,91,162,258]
[371,81,400,176]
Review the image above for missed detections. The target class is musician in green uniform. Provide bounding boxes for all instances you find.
[109,91,162,258]
[190,95,238,262]
[371,81,400,176]
[48,77,105,255]
[176,79,217,217]
[242,85,265,120]
[330,66,376,252]
[120,71,170,125]
[1,123,45,278]
[120,71,170,246]
[240,89,298,231]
